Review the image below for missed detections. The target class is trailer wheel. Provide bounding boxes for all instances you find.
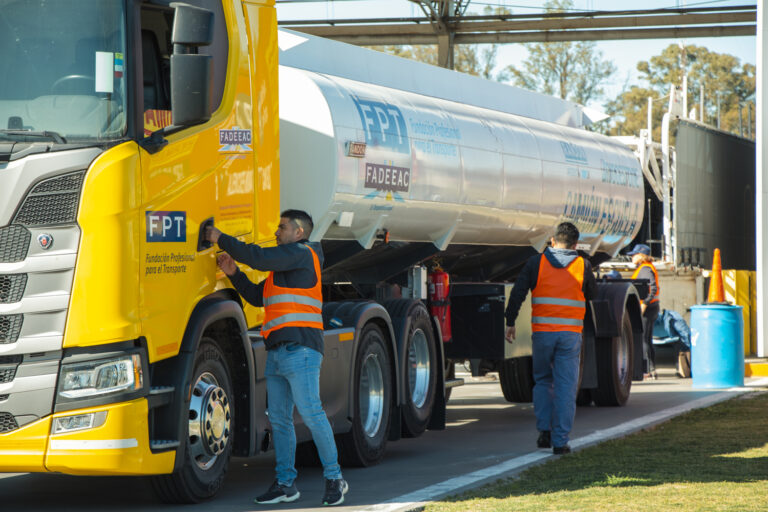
[593,311,633,406]
[401,303,437,438]
[444,359,455,402]
[499,356,534,403]
[338,323,392,467]
[576,340,592,406]
[151,338,233,503]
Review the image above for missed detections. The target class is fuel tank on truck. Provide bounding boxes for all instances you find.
[277,31,644,257]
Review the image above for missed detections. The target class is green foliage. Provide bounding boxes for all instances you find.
[504,0,616,105]
[607,43,755,138]
[367,7,511,81]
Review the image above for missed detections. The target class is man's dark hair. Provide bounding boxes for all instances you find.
[553,222,580,247]
[281,209,314,237]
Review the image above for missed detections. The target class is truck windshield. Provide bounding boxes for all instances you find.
[0,0,128,143]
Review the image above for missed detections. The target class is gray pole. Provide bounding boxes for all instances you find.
[739,103,744,137]
[647,197,652,245]
[437,0,455,69]
[716,92,721,129]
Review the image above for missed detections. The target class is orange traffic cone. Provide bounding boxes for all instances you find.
[707,248,725,303]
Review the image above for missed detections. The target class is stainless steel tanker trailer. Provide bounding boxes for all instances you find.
[276,29,646,457]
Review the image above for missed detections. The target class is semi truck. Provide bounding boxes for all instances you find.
[0,0,646,503]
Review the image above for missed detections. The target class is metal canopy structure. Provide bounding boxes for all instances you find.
[280,2,757,69]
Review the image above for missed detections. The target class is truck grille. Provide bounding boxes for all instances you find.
[0,412,18,433]
[0,358,21,385]
[13,171,85,227]
[0,315,23,344]
[0,274,27,304]
[0,225,30,263]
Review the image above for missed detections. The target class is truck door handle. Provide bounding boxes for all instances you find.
[198,217,214,251]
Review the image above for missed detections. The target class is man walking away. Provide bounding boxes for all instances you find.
[504,222,597,455]
[205,210,348,506]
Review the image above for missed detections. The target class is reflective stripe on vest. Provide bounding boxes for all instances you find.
[631,262,660,304]
[531,253,586,333]
[531,316,583,326]
[261,244,323,338]
[263,312,324,332]
[264,294,323,309]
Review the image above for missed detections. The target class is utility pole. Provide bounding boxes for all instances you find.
[716,91,721,129]
[739,103,744,137]
[409,0,463,69]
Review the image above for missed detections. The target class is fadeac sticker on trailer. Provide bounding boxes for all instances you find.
[146,211,186,242]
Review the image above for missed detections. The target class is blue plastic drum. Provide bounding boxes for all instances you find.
[690,304,744,388]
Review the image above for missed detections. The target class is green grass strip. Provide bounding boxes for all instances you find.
[424,392,768,512]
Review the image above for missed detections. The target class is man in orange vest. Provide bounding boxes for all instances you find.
[504,222,597,455]
[627,243,660,380]
[205,210,348,506]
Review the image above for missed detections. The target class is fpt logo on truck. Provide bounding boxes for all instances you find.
[352,96,409,154]
[146,211,186,242]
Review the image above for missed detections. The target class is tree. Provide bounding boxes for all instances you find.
[367,7,510,81]
[504,0,616,105]
[607,44,755,138]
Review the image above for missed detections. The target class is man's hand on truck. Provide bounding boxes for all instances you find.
[216,253,238,277]
[205,224,223,243]
[505,326,516,343]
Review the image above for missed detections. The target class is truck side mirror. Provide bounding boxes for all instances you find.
[169,2,214,127]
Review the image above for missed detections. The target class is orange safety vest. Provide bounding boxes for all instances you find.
[261,244,324,338]
[631,262,660,304]
[531,254,586,333]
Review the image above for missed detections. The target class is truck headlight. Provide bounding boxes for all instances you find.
[59,354,143,399]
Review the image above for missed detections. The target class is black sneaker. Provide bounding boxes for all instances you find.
[254,480,300,504]
[553,445,571,455]
[537,431,551,448]
[322,478,349,506]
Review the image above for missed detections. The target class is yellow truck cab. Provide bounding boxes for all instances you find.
[0,0,285,501]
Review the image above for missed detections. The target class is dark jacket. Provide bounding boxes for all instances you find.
[505,246,598,327]
[218,234,324,354]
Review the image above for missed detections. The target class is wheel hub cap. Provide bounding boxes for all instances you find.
[188,372,231,470]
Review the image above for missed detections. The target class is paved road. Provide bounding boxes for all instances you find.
[2,360,763,512]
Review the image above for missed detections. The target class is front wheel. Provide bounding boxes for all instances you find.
[151,338,234,503]
[338,323,392,467]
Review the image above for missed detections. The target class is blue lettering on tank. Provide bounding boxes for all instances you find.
[352,96,410,154]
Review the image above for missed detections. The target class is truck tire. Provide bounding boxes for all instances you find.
[592,311,633,406]
[338,323,392,466]
[499,356,534,403]
[576,341,592,406]
[401,303,437,438]
[444,359,455,402]
[151,338,234,503]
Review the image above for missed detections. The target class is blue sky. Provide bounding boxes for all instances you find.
[276,0,756,107]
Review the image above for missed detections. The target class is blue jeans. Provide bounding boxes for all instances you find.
[532,331,582,448]
[265,343,342,485]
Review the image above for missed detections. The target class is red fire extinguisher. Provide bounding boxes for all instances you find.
[428,265,452,343]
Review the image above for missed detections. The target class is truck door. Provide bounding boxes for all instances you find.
[137,1,255,361]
